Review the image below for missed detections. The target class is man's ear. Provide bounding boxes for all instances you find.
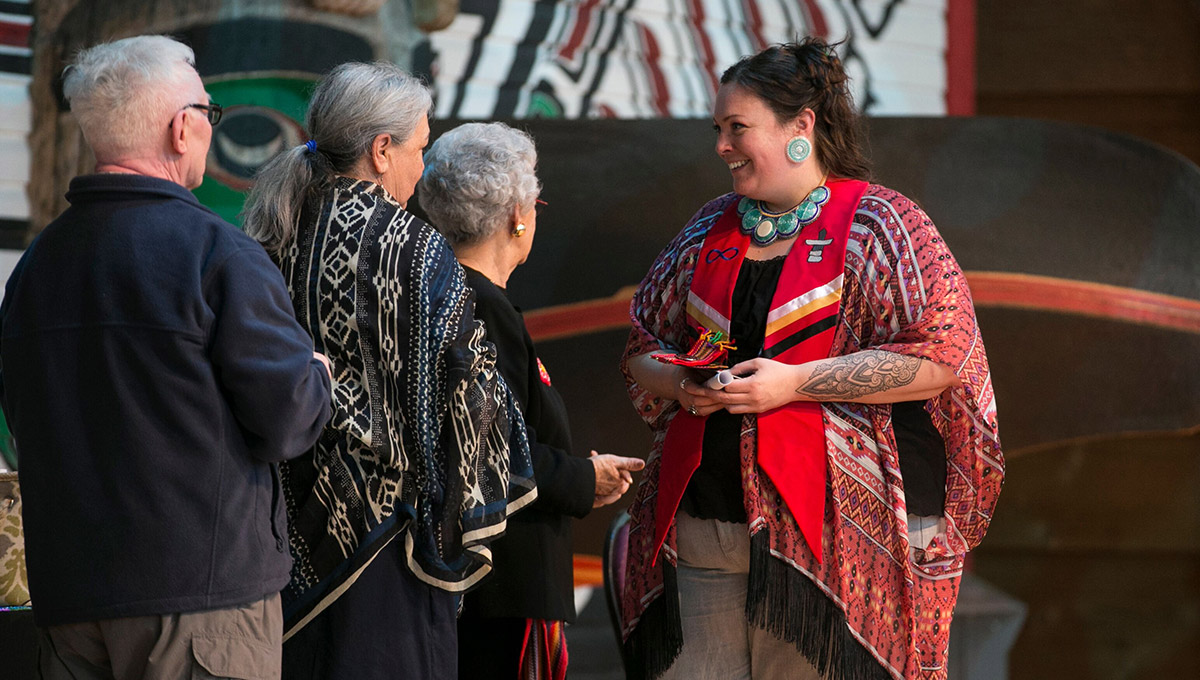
[168,110,189,156]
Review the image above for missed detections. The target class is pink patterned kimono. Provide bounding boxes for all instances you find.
[619,185,1003,680]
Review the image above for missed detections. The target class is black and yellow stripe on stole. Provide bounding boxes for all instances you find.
[760,276,843,360]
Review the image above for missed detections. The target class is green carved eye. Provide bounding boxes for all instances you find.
[192,77,315,226]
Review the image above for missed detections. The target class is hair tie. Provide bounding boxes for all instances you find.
[305,140,317,153]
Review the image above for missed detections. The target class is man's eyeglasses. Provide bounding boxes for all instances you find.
[172,102,223,127]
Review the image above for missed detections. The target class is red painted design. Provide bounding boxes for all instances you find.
[635,22,672,117]
[800,0,829,38]
[523,274,1200,342]
[742,0,768,51]
[572,553,603,587]
[0,21,31,48]
[687,0,719,96]
[524,296,632,341]
[968,271,1200,333]
[945,0,976,115]
[593,103,617,118]
[558,0,602,64]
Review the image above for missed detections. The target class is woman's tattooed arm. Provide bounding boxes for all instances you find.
[795,350,922,400]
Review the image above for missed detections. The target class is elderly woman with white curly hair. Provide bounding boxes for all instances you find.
[418,122,645,680]
[242,67,537,680]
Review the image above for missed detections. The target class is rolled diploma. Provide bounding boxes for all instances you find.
[705,369,737,390]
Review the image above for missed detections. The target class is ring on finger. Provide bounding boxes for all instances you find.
[688,405,698,416]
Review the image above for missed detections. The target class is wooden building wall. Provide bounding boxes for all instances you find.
[974,4,1200,678]
[977,0,1200,166]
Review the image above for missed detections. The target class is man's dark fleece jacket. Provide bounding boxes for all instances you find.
[0,174,332,626]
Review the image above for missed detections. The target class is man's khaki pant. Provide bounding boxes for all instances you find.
[37,592,282,680]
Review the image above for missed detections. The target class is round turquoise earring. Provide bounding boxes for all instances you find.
[787,137,811,163]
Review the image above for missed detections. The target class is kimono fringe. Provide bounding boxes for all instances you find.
[622,562,683,680]
[746,533,893,680]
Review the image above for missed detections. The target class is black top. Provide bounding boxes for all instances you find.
[681,256,783,522]
[0,174,331,626]
[458,266,596,622]
[681,256,947,523]
[891,401,947,516]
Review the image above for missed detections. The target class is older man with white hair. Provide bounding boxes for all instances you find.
[0,35,333,679]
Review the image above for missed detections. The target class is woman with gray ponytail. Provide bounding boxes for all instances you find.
[242,62,536,680]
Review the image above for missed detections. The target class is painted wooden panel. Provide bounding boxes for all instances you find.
[0,0,31,235]
[0,75,31,132]
[0,185,27,220]
[425,0,954,119]
[0,134,29,184]
[0,249,20,301]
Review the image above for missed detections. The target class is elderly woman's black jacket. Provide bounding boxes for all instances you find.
[459,266,596,622]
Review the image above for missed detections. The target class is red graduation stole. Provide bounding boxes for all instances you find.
[653,179,869,564]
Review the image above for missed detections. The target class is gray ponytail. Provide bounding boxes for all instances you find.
[241,145,320,254]
[242,61,432,255]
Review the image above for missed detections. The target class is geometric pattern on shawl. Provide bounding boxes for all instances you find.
[618,186,1003,680]
[276,178,537,636]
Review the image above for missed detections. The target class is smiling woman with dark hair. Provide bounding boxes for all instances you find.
[617,39,1004,680]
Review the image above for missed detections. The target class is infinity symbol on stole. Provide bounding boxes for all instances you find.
[706,247,739,263]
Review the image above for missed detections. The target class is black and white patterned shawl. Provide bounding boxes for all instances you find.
[276,178,536,635]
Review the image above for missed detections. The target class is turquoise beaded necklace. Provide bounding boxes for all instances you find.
[737,181,831,247]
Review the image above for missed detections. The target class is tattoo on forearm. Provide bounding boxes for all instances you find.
[796,350,921,400]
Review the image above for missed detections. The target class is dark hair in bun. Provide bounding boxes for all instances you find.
[720,37,871,181]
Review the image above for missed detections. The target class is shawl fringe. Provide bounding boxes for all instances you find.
[622,562,683,680]
[746,533,893,680]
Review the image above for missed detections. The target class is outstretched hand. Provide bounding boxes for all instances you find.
[590,451,646,508]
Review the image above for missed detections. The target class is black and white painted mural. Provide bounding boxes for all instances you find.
[422,0,949,119]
